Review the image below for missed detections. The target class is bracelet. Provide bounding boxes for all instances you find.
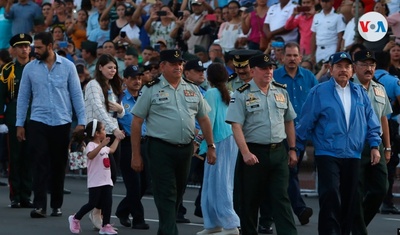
[289,147,298,152]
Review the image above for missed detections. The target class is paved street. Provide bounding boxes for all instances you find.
[0,176,399,235]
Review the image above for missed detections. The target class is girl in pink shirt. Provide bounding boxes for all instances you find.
[68,119,121,235]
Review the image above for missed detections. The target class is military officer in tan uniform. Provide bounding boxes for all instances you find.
[226,54,298,235]
[227,49,261,92]
[130,49,216,235]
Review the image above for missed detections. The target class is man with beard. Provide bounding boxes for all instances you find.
[296,52,381,235]
[227,49,261,92]
[16,32,86,218]
[0,34,34,209]
[351,50,392,235]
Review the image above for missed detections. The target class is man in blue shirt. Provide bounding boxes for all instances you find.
[16,32,86,219]
[4,0,41,35]
[274,42,318,226]
[115,65,150,230]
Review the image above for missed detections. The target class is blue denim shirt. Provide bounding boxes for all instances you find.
[4,0,41,35]
[16,53,86,127]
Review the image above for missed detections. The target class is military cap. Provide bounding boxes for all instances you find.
[184,59,206,71]
[182,51,199,61]
[9,33,32,47]
[143,60,159,71]
[353,50,376,63]
[126,46,139,57]
[160,49,185,63]
[330,52,352,65]
[191,0,202,5]
[249,54,276,68]
[194,45,207,54]
[124,65,141,78]
[81,40,98,52]
[230,49,261,68]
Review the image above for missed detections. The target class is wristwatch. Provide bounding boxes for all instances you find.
[384,147,392,152]
[289,147,298,152]
[207,143,216,149]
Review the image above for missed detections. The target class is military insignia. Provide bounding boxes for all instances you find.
[138,91,142,97]
[237,83,250,93]
[198,61,202,66]
[373,87,385,97]
[274,93,286,102]
[145,78,160,87]
[235,55,240,59]
[19,34,24,39]
[247,93,257,102]
[366,51,371,58]
[184,90,196,97]
[264,55,269,62]
[124,103,130,109]
[174,50,180,58]
[228,73,237,82]
[230,98,235,103]
[272,81,287,89]
[340,53,347,58]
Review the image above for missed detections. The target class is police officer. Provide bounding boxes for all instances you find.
[351,50,392,235]
[130,49,216,235]
[226,54,298,235]
[0,33,33,208]
[227,49,261,92]
[115,65,150,230]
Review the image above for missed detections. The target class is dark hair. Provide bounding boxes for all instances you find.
[71,120,103,144]
[375,51,391,70]
[283,42,300,54]
[94,54,123,112]
[57,50,67,57]
[102,40,116,49]
[355,0,365,9]
[0,49,12,68]
[35,32,54,46]
[116,2,126,9]
[348,43,366,59]
[143,45,155,51]
[80,0,92,12]
[42,2,51,8]
[228,1,240,9]
[77,9,89,27]
[51,25,65,33]
[206,63,230,105]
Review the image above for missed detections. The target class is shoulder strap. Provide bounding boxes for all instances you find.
[145,78,160,87]
[237,83,250,93]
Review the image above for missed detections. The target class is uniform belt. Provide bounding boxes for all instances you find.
[141,136,147,143]
[247,142,282,150]
[148,136,192,148]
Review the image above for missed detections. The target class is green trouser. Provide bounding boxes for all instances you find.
[147,138,193,235]
[7,124,32,202]
[234,143,297,235]
[352,144,388,235]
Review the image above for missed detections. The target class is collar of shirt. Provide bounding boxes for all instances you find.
[159,74,188,88]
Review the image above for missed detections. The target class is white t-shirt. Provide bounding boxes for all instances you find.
[311,8,346,46]
[264,1,298,43]
[85,142,113,188]
[343,17,356,48]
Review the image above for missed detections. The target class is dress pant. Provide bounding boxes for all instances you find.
[315,155,360,235]
[27,120,71,211]
[115,137,149,224]
[147,137,193,235]
[234,143,297,235]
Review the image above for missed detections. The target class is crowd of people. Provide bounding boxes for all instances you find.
[0,0,399,235]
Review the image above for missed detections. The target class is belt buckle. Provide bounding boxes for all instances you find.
[270,144,277,149]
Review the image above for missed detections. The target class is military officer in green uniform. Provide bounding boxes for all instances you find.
[0,34,33,208]
[227,49,261,92]
[226,54,298,235]
[351,50,392,235]
[130,49,216,235]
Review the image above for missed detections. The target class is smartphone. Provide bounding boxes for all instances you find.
[245,6,254,13]
[205,14,217,21]
[120,31,126,38]
[297,6,311,12]
[389,35,396,42]
[177,11,184,18]
[154,43,160,52]
[58,41,68,48]
[157,11,167,17]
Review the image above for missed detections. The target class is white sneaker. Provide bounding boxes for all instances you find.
[68,215,81,234]
[88,210,102,230]
[214,228,240,235]
[196,227,223,234]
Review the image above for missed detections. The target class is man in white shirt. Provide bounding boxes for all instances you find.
[342,1,365,51]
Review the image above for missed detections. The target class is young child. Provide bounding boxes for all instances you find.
[68,119,120,235]
[87,15,110,47]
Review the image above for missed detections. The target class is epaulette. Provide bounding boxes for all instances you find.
[272,81,287,89]
[183,77,197,85]
[237,83,250,93]
[372,77,384,86]
[228,73,237,82]
[145,78,160,87]
[0,61,14,82]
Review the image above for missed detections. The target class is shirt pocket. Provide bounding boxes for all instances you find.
[52,75,67,89]
[245,101,262,113]
[275,101,288,122]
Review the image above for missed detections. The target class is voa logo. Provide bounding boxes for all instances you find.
[358,12,388,42]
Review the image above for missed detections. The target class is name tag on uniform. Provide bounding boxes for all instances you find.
[373,87,385,98]
[184,90,196,97]
[274,93,286,103]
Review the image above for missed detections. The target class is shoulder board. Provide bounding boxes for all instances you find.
[372,77,383,86]
[145,78,160,87]
[183,77,197,85]
[237,83,250,93]
[3,61,14,71]
[272,81,287,89]
[228,73,237,82]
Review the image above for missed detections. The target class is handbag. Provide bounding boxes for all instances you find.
[69,150,87,170]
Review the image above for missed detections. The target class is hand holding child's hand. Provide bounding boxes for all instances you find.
[101,137,111,147]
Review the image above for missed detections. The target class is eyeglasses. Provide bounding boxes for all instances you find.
[357,62,376,68]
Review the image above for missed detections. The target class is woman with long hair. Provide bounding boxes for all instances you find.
[196,63,240,235]
[217,1,242,52]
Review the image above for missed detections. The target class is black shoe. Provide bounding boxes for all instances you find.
[116,214,131,227]
[298,207,313,225]
[258,225,273,234]
[50,208,62,216]
[20,200,34,208]
[194,207,203,218]
[380,204,400,214]
[10,200,20,208]
[176,215,190,223]
[30,208,46,218]
[132,223,150,230]
[63,188,71,194]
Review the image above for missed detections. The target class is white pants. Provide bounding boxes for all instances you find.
[316,44,337,63]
